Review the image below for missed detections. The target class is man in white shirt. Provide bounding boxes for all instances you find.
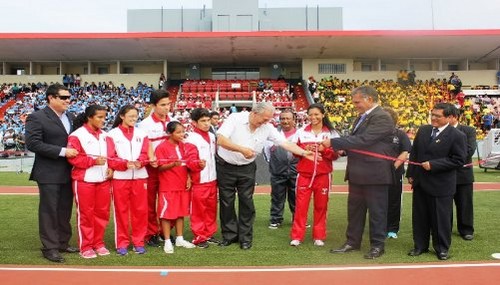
[216,102,311,250]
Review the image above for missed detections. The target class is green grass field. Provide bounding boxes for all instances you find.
[0,167,499,266]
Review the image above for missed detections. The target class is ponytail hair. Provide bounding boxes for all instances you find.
[166,121,183,135]
[72,104,107,130]
[112,105,138,128]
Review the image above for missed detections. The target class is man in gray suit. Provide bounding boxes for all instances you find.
[323,86,395,259]
[26,84,79,263]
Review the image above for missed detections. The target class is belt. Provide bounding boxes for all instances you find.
[215,153,254,167]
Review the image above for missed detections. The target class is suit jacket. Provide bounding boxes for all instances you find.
[26,107,75,184]
[456,124,476,184]
[406,124,467,197]
[330,106,395,185]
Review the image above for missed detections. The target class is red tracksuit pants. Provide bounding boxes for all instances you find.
[73,180,111,252]
[190,182,218,244]
[112,179,148,249]
[290,173,330,242]
[145,166,160,240]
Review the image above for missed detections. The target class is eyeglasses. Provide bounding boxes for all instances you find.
[56,95,71,100]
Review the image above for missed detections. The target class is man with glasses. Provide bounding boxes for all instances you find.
[26,84,79,263]
[216,102,312,250]
[406,103,467,260]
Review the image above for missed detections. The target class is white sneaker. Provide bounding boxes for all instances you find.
[163,240,174,254]
[290,239,301,246]
[175,238,196,249]
[313,240,325,247]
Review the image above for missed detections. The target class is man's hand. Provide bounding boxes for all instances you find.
[240,147,256,159]
[65,148,78,158]
[421,161,431,171]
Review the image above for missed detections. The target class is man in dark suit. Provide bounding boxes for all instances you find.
[209,111,220,135]
[449,106,476,241]
[25,84,79,263]
[406,103,467,260]
[323,86,395,259]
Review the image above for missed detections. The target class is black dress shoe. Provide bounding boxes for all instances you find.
[408,248,429,256]
[437,251,450,260]
[364,247,385,259]
[207,237,222,245]
[43,251,65,263]
[462,234,474,241]
[219,238,238,247]
[59,246,79,253]
[240,242,252,250]
[329,243,360,254]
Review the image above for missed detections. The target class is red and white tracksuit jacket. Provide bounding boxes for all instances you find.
[155,140,201,218]
[290,124,339,242]
[184,128,218,244]
[107,125,150,249]
[67,124,111,253]
[137,112,172,239]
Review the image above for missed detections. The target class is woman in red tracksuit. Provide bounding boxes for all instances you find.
[155,121,204,254]
[107,105,150,256]
[67,105,112,259]
[290,103,339,247]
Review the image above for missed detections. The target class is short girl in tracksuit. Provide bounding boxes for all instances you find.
[155,121,204,254]
[67,105,112,259]
[290,103,339,247]
[107,105,150,255]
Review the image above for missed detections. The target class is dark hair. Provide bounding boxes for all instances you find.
[46,83,68,102]
[166,121,183,135]
[149,89,170,105]
[449,104,461,119]
[433,102,455,117]
[209,111,220,119]
[351,85,379,102]
[307,103,334,131]
[73,105,107,130]
[280,108,296,120]
[383,107,398,125]
[191,108,211,122]
[112,105,138,128]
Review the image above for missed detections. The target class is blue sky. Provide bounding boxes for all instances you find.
[1,0,498,32]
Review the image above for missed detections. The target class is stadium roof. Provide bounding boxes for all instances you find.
[1,30,500,65]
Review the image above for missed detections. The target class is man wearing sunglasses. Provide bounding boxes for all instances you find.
[26,84,79,263]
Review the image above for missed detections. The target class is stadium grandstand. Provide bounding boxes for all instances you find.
[1,0,500,156]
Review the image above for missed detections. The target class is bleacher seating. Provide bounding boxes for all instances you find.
[176,79,290,111]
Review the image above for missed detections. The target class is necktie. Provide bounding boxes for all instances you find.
[430,127,439,140]
[354,113,367,131]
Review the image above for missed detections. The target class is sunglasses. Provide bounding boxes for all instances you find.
[55,95,71,100]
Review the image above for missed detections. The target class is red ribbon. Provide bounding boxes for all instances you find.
[348,149,500,168]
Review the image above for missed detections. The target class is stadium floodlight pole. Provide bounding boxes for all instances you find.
[161,5,164,32]
[430,0,435,30]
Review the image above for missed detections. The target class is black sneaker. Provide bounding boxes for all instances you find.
[197,241,209,249]
[147,235,161,247]
[207,237,221,245]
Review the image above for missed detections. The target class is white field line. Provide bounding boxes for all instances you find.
[1,262,500,273]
